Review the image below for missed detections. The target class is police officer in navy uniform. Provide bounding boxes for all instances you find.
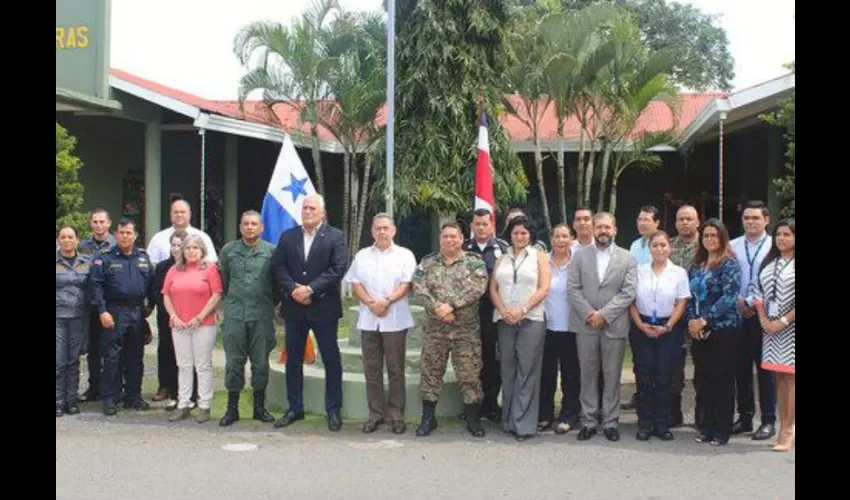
[91,218,154,415]
[78,208,117,402]
[464,208,509,422]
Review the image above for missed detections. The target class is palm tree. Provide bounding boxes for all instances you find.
[320,10,387,256]
[233,0,341,196]
[589,19,679,213]
[503,8,555,232]
[540,2,621,210]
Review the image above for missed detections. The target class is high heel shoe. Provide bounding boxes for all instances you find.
[772,425,795,452]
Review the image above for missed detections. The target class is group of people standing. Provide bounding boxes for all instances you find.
[56,194,795,452]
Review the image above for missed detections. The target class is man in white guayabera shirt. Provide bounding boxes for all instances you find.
[344,213,417,435]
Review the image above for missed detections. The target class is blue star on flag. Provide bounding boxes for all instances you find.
[282,174,308,203]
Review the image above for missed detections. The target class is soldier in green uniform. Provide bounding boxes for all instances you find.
[217,211,279,426]
[412,222,489,438]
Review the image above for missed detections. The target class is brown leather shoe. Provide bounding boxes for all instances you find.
[152,388,169,402]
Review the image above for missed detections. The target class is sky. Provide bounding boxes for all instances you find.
[110,0,795,100]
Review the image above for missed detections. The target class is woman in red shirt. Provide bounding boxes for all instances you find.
[162,235,223,423]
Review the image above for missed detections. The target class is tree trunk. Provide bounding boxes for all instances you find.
[576,114,586,210]
[534,136,553,234]
[596,141,613,213]
[556,134,567,225]
[342,147,351,239]
[609,172,621,216]
[583,147,596,208]
[311,126,325,195]
[354,149,373,256]
[350,151,362,256]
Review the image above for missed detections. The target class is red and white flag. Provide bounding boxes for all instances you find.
[474,111,496,219]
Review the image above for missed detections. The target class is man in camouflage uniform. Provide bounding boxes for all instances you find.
[217,211,279,427]
[412,222,489,437]
[669,205,700,428]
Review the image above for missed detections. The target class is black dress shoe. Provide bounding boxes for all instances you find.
[710,436,729,446]
[103,406,117,416]
[695,432,712,443]
[362,418,383,433]
[516,433,535,442]
[636,429,652,441]
[656,429,674,441]
[391,421,406,434]
[577,426,597,441]
[752,423,776,441]
[731,418,753,435]
[64,403,80,415]
[273,410,305,428]
[603,428,621,442]
[82,388,101,402]
[56,405,64,417]
[124,399,150,411]
[328,411,342,431]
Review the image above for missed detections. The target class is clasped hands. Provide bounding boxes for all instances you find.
[291,284,313,305]
[585,311,606,329]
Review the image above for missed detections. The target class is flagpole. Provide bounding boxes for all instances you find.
[385,0,395,219]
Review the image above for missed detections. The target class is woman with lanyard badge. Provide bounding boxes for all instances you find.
[628,231,691,441]
[686,219,742,446]
[490,216,551,441]
[753,218,795,451]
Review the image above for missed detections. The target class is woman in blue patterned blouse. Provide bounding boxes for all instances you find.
[686,219,742,446]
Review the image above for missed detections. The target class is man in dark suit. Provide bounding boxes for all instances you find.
[271,194,348,431]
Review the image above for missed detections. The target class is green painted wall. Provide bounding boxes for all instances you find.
[57,113,145,236]
[56,0,111,101]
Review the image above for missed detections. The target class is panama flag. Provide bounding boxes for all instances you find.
[261,134,317,243]
[474,111,496,219]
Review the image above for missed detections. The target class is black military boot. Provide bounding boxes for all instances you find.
[465,403,485,438]
[253,391,275,423]
[416,400,438,437]
[219,391,241,427]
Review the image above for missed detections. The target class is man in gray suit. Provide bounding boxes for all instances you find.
[568,212,637,442]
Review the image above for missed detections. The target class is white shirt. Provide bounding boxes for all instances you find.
[147,225,218,265]
[593,243,614,283]
[545,253,571,332]
[344,243,417,332]
[571,239,594,255]
[303,223,323,260]
[634,260,691,318]
[730,233,772,302]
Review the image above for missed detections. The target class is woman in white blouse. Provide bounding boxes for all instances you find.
[490,216,551,441]
[538,224,581,435]
[628,231,691,441]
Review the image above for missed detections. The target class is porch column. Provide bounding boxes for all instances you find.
[144,120,162,245]
[224,135,239,241]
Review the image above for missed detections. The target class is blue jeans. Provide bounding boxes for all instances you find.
[632,316,682,431]
[284,319,342,414]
